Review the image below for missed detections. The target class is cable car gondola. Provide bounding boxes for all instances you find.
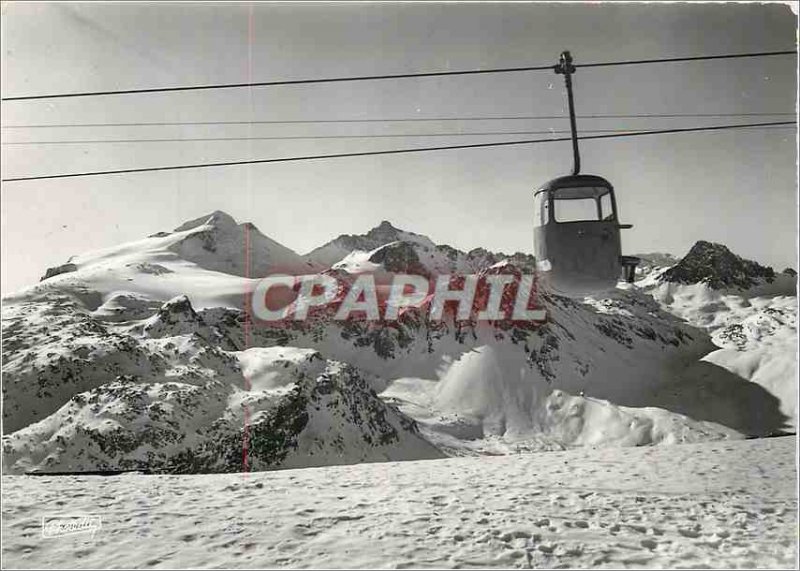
[534,51,639,295]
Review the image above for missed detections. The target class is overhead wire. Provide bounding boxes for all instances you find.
[2,50,795,102]
[2,121,793,183]
[2,112,795,130]
[2,124,794,146]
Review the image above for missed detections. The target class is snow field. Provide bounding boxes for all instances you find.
[2,436,795,569]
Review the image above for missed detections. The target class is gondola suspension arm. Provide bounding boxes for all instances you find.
[554,51,580,176]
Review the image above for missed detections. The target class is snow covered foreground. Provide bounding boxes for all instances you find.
[2,436,796,569]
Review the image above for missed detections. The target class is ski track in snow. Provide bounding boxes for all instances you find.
[2,437,796,569]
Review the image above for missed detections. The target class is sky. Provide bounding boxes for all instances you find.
[1,1,798,293]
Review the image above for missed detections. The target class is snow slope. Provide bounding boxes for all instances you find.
[2,436,795,569]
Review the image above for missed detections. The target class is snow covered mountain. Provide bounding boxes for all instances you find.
[637,241,797,429]
[633,252,680,279]
[2,292,442,474]
[2,212,795,474]
[168,210,321,278]
[25,210,320,310]
[303,220,536,274]
[659,240,779,290]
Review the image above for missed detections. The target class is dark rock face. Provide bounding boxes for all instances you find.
[325,221,412,255]
[141,295,239,350]
[368,242,430,277]
[365,220,406,243]
[660,241,775,289]
[503,252,538,273]
[40,263,78,281]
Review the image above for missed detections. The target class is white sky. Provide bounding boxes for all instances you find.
[1,2,797,293]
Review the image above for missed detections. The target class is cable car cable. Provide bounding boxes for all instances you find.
[3,112,794,130]
[2,120,792,183]
[1,50,794,102]
[579,51,797,69]
[6,125,792,146]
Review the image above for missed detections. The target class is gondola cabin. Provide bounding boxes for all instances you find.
[534,174,637,296]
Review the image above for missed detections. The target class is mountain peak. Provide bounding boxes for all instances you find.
[168,211,315,277]
[365,220,404,239]
[302,220,537,272]
[660,240,775,289]
[142,295,202,338]
[173,210,238,233]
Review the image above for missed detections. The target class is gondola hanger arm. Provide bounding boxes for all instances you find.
[554,51,581,176]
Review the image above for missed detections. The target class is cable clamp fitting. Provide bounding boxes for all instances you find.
[554,51,576,75]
